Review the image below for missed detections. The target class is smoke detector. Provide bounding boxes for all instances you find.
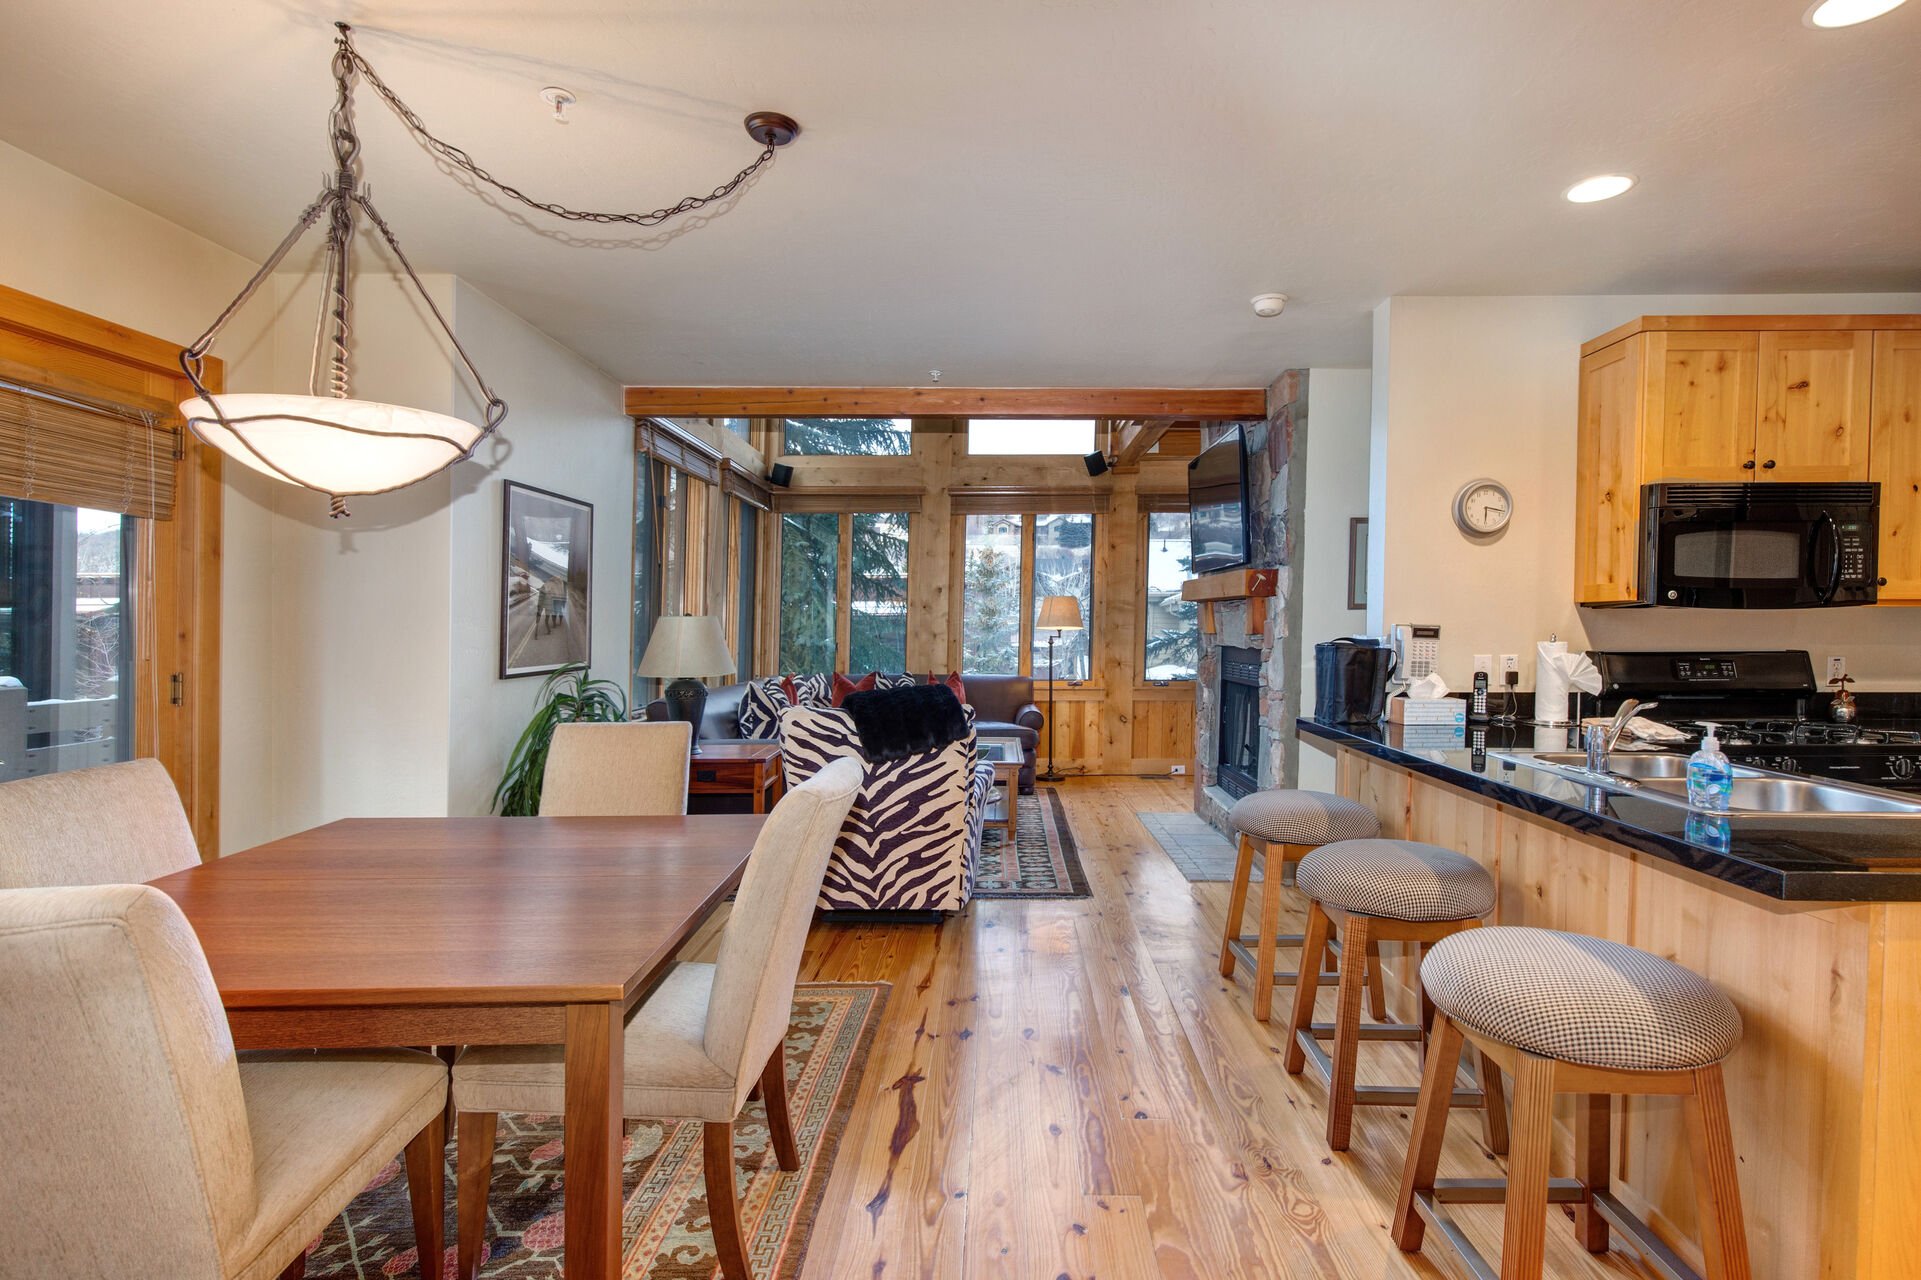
[1251,293,1288,318]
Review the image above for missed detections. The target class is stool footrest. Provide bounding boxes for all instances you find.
[1295,1034,1488,1109]
[1411,1185,1704,1280]
[1301,1021,1423,1043]
[1224,938,1339,987]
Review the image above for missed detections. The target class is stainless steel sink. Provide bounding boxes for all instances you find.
[1634,775,1921,815]
[1490,750,1921,816]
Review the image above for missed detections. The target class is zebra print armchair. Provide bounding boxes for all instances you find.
[777,704,995,913]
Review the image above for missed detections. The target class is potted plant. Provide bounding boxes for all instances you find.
[492,663,629,816]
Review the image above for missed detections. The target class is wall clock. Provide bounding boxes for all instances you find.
[1452,478,1513,537]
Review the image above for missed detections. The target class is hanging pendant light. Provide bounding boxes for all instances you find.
[180,24,799,517]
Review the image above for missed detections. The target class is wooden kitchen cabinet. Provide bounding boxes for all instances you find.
[1757,330,1873,481]
[1573,315,1921,606]
[1870,330,1921,603]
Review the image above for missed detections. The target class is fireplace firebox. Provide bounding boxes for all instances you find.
[1217,645,1262,799]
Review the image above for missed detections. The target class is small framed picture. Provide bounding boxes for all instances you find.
[500,480,594,678]
[1347,516,1369,611]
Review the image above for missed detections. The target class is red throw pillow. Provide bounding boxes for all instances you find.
[831,671,879,707]
[928,671,967,704]
[780,674,802,707]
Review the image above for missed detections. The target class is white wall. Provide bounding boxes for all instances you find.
[1298,368,1371,791]
[1371,294,1921,693]
[444,280,633,818]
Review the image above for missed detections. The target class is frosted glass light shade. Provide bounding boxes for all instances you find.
[179,393,483,497]
[636,614,737,678]
[1037,594,1084,631]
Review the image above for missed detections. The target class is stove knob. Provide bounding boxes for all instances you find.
[1894,758,1916,779]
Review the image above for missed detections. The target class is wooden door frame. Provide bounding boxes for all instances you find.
[0,284,222,858]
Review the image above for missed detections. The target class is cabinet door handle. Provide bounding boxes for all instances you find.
[1742,459,1757,470]
[1762,459,1777,470]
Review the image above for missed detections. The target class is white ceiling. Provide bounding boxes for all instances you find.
[4,1,1918,387]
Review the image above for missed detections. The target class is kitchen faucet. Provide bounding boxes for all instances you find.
[1585,699,1659,775]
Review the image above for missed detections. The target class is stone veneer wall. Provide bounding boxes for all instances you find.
[1194,370,1310,835]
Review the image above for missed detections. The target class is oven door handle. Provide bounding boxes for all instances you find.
[1813,510,1842,604]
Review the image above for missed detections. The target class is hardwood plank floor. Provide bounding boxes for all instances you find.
[691,777,1667,1279]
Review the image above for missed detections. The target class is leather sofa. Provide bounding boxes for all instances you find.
[646,672,1044,793]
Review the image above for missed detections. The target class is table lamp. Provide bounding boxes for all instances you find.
[1036,594,1084,781]
[635,615,736,755]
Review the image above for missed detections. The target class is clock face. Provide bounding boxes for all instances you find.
[1453,479,1513,536]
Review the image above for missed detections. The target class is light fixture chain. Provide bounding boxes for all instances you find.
[334,24,778,228]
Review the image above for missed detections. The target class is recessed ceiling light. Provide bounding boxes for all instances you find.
[1565,174,1636,203]
[1805,0,1908,27]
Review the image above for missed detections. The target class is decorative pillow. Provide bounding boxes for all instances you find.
[876,671,917,690]
[783,673,833,708]
[927,671,967,705]
[736,678,790,741]
[831,671,880,706]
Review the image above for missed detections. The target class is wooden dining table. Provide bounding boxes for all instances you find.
[148,814,765,1280]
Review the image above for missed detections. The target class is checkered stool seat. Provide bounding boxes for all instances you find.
[1294,839,1495,922]
[1229,789,1380,846]
[1421,926,1743,1071]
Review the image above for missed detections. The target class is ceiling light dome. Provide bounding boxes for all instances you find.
[1805,0,1908,26]
[178,395,486,499]
[1565,174,1636,203]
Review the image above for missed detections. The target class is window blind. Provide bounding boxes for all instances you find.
[0,381,178,520]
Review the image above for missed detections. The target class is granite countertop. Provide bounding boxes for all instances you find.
[1298,716,1921,901]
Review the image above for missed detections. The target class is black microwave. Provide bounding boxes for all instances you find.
[1636,483,1880,608]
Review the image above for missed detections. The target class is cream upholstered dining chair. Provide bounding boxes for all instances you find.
[451,755,863,1280]
[0,758,200,886]
[0,883,450,1280]
[538,719,694,816]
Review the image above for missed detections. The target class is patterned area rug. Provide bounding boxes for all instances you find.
[304,982,888,1279]
[974,786,1090,899]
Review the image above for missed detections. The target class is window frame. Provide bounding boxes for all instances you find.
[1139,509,1198,683]
[952,511,1100,685]
[771,508,914,675]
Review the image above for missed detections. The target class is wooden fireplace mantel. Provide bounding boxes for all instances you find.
[1181,568,1277,636]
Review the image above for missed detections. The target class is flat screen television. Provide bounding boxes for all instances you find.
[1188,425,1250,575]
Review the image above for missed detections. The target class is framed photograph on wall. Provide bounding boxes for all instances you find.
[500,481,594,678]
[1346,516,1369,611]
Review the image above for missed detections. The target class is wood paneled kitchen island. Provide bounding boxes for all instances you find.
[1301,717,1921,1280]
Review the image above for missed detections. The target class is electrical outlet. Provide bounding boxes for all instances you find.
[1472,653,1494,675]
[1828,655,1847,683]
[1170,764,1187,775]
[1499,654,1520,676]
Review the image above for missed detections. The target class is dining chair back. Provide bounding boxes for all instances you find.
[703,754,862,1094]
[539,720,693,816]
[1,883,258,1273]
[0,758,200,887]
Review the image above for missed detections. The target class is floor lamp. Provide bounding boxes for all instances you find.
[1036,595,1084,782]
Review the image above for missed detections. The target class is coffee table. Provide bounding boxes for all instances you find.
[977,734,1024,839]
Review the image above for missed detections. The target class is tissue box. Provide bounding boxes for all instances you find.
[1388,696,1466,727]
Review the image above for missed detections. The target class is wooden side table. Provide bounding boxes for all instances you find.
[687,742,784,813]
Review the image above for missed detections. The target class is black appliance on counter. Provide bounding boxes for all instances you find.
[1314,637,1396,724]
[1628,482,1880,608]
[1591,649,1921,791]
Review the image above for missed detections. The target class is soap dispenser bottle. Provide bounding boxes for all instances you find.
[1686,722,1734,813]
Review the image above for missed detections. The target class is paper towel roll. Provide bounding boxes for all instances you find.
[1535,640,1571,725]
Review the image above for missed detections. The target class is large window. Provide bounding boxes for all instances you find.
[782,418,913,456]
[966,419,1096,455]
[631,457,657,703]
[777,512,839,673]
[849,512,909,673]
[1143,511,1198,680]
[733,501,758,682]
[0,499,135,780]
[1031,512,1093,680]
[961,511,1095,678]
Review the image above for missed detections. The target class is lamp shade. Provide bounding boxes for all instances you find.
[1037,594,1085,631]
[635,614,737,678]
[179,393,485,498]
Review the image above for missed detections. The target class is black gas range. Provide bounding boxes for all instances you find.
[1591,650,1921,793]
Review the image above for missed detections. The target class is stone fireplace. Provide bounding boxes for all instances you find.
[1193,370,1308,835]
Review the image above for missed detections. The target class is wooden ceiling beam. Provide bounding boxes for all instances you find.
[1112,418,1182,469]
[623,386,1267,420]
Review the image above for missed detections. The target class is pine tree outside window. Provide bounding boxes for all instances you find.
[781,418,912,456]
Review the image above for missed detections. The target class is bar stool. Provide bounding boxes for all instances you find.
[1281,838,1506,1152]
[1395,927,1749,1280]
[1218,790,1382,1022]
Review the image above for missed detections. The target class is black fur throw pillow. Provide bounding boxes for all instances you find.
[842,684,970,761]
